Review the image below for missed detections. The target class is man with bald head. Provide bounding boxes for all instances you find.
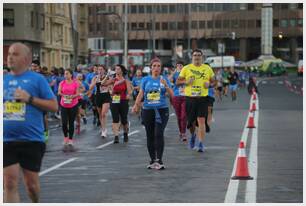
[3,43,58,202]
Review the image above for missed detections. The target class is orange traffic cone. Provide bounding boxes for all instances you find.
[250,102,256,112]
[247,114,255,128]
[232,141,253,180]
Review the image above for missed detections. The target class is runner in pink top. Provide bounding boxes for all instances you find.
[58,69,80,146]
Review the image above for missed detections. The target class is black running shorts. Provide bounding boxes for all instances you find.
[4,141,46,172]
[96,92,111,108]
[185,96,208,129]
[207,96,215,107]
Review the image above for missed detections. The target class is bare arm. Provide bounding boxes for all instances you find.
[132,89,144,113]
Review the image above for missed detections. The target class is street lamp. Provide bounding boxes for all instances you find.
[97,4,128,69]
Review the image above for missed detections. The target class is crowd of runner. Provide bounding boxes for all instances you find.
[3,42,257,202]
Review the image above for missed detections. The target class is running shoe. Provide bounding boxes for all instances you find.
[182,133,187,142]
[189,133,196,149]
[123,133,129,142]
[63,137,69,145]
[155,160,165,170]
[101,129,107,138]
[113,136,119,144]
[68,139,74,145]
[147,160,156,169]
[197,142,204,153]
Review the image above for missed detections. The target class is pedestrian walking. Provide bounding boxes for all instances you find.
[58,69,81,147]
[110,64,133,143]
[4,43,58,203]
[176,49,215,152]
[132,58,174,169]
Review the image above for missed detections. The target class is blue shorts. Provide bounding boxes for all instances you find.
[229,84,238,91]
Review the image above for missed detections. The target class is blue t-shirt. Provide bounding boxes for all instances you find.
[141,75,171,109]
[85,72,96,94]
[81,81,90,100]
[4,70,56,142]
[208,86,214,97]
[132,76,143,95]
[172,71,185,97]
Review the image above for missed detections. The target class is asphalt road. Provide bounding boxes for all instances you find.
[17,75,303,203]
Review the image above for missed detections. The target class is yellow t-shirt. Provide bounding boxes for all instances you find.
[179,64,215,97]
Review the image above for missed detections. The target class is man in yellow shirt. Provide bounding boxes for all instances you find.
[176,49,214,152]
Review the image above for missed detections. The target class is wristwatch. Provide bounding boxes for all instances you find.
[28,95,34,104]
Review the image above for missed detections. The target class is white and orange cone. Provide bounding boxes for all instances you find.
[232,141,253,180]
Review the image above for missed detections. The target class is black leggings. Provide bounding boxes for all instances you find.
[142,108,169,161]
[110,100,129,124]
[61,105,78,139]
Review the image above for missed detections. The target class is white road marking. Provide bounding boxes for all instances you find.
[245,100,259,203]
[224,92,258,203]
[170,113,175,117]
[278,81,284,85]
[96,130,140,149]
[39,158,78,176]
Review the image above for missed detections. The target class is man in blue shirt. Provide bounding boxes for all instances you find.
[4,43,58,203]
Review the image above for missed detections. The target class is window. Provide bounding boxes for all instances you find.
[215,20,221,28]
[131,22,137,30]
[169,5,176,13]
[146,5,152,13]
[177,22,183,30]
[169,22,176,30]
[256,20,261,28]
[298,3,303,9]
[156,5,161,13]
[161,5,168,13]
[147,22,152,30]
[280,19,288,27]
[4,9,14,27]
[239,20,246,28]
[131,5,137,13]
[162,22,168,30]
[273,19,279,27]
[207,4,214,11]
[289,19,296,27]
[155,22,160,30]
[31,11,34,27]
[97,23,101,31]
[223,4,232,11]
[191,21,198,29]
[289,3,298,9]
[231,19,239,28]
[177,4,185,13]
[223,20,230,28]
[114,23,118,31]
[139,5,145,13]
[199,20,206,29]
[191,4,198,12]
[297,19,303,27]
[248,4,255,10]
[240,3,247,10]
[207,20,213,28]
[138,22,145,29]
[198,4,206,12]
[214,3,222,11]
[89,24,94,32]
[40,14,45,30]
[109,23,113,31]
[281,4,288,10]
[36,12,39,29]
[248,19,255,28]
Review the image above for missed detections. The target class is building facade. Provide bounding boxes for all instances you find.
[4,3,88,70]
[88,3,303,65]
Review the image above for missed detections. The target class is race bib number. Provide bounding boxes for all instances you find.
[4,102,26,121]
[112,95,121,104]
[147,92,161,104]
[179,86,185,96]
[191,86,202,96]
[63,96,72,104]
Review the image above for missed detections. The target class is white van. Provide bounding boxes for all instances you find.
[205,56,235,68]
[297,60,303,76]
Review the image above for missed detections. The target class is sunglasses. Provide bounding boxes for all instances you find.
[193,54,202,57]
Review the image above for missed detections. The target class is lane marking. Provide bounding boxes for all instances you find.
[245,100,259,203]
[39,158,78,176]
[224,91,260,203]
[170,113,175,117]
[96,130,140,149]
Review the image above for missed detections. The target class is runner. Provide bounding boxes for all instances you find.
[88,65,113,138]
[222,67,230,96]
[168,60,187,141]
[86,65,100,126]
[132,58,174,170]
[228,67,239,101]
[215,68,223,102]
[4,43,58,202]
[132,68,143,100]
[75,73,87,134]
[110,64,133,143]
[58,68,80,146]
[176,49,215,152]
[206,81,216,133]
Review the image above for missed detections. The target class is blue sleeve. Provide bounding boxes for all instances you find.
[141,78,146,91]
[39,76,56,100]
[166,78,171,87]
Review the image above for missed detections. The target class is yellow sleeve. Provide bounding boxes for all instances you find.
[179,66,187,78]
[209,67,215,79]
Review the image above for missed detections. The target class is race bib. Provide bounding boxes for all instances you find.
[179,86,185,96]
[4,102,26,121]
[112,95,121,104]
[191,86,202,96]
[63,96,72,104]
[147,91,161,104]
